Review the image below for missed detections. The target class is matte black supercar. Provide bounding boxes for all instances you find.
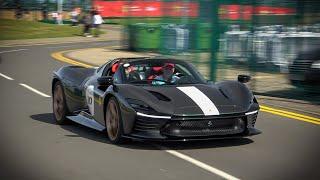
[52,57,261,144]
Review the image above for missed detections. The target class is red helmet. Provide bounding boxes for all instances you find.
[111,63,119,73]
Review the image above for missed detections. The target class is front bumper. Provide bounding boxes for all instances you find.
[127,112,261,141]
[125,128,261,142]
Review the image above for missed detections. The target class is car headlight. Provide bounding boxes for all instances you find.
[126,98,171,119]
[126,98,152,111]
[311,60,320,69]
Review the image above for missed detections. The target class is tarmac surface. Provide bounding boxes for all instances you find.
[0,40,319,180]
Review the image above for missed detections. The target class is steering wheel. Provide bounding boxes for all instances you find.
[128,71,141,81]
[174,75,195,84]
[174,73,185,77]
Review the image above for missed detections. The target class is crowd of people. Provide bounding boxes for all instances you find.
[51,8,104,37]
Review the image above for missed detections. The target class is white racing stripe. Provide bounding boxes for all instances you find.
[177,86,219,115]
[19,83,51,98]
[0,73,14,80]
[0,49,28,54]
[155,146,240,180]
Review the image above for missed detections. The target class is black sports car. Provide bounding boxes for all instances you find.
[52,57,260,144]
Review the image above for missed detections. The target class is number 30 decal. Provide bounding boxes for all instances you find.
[86,85,95,116]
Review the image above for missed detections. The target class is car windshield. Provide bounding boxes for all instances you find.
[121,60,206,85]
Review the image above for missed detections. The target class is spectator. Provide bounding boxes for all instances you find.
[57,12,63,25]
[52,12,58,24]
[92,11,104,37]
[42,3,48,20]
[82,13,92,37]
[15,3,23,19]
[70,8,79,27]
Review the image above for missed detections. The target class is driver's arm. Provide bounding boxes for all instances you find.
[170,75,180,83]
[152,76,165,85]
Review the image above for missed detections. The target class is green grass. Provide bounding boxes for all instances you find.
[0,19,84,40]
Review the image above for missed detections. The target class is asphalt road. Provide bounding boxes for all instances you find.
[0,41,319,180]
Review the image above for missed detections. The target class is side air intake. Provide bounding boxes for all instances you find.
[148,91,171,101]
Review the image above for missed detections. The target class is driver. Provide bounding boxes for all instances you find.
[152,63,179,85]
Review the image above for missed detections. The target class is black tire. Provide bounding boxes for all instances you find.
[53,81,69,125]
[105,97,125,144]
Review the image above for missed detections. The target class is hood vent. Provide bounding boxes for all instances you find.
[219,88,230,99]
[148,91,171,102]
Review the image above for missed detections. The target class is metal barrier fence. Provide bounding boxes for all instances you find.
[123,0,320,102]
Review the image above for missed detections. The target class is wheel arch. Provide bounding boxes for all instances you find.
[102,92,136,135]
[52,77,61,95]
[103,93,116,124]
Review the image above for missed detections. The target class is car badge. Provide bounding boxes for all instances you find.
[208,121,213,127]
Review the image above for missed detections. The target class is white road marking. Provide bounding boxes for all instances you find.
[93,42,107,46]
[177,86,220,115]
[19,83,51,98]
[0,73,14,80]
[46,45,79,49]
[161,148,240,180]
[0,49,28,54]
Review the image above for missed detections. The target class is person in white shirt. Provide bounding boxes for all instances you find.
[92,11,103,37]
[70,9,79,26]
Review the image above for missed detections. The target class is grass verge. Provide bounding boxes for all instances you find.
[0,19,95,40]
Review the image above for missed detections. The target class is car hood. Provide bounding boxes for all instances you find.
[117,82,254,116]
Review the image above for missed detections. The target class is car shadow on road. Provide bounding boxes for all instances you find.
[31,113,254,150]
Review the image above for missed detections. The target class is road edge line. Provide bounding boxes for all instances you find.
[51,50,94,68]
[150,143,241,180]
[51,46,120,68]
[19,83,51,98]
[0,73,14,80]
[165,149,241,180]
[0,49,28,54]
[260,108,320,125]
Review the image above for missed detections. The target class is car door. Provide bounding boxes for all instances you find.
[84,61,118,126]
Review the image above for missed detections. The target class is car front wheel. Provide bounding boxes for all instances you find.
[105,97,124,144]
[53,81,69,125]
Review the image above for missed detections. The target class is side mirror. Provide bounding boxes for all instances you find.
[97,76,113,86]
[238,75,251,83]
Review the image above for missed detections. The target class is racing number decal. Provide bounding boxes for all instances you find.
[86,85,95,116]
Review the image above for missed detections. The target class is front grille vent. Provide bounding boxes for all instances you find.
[161,118,245,137]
